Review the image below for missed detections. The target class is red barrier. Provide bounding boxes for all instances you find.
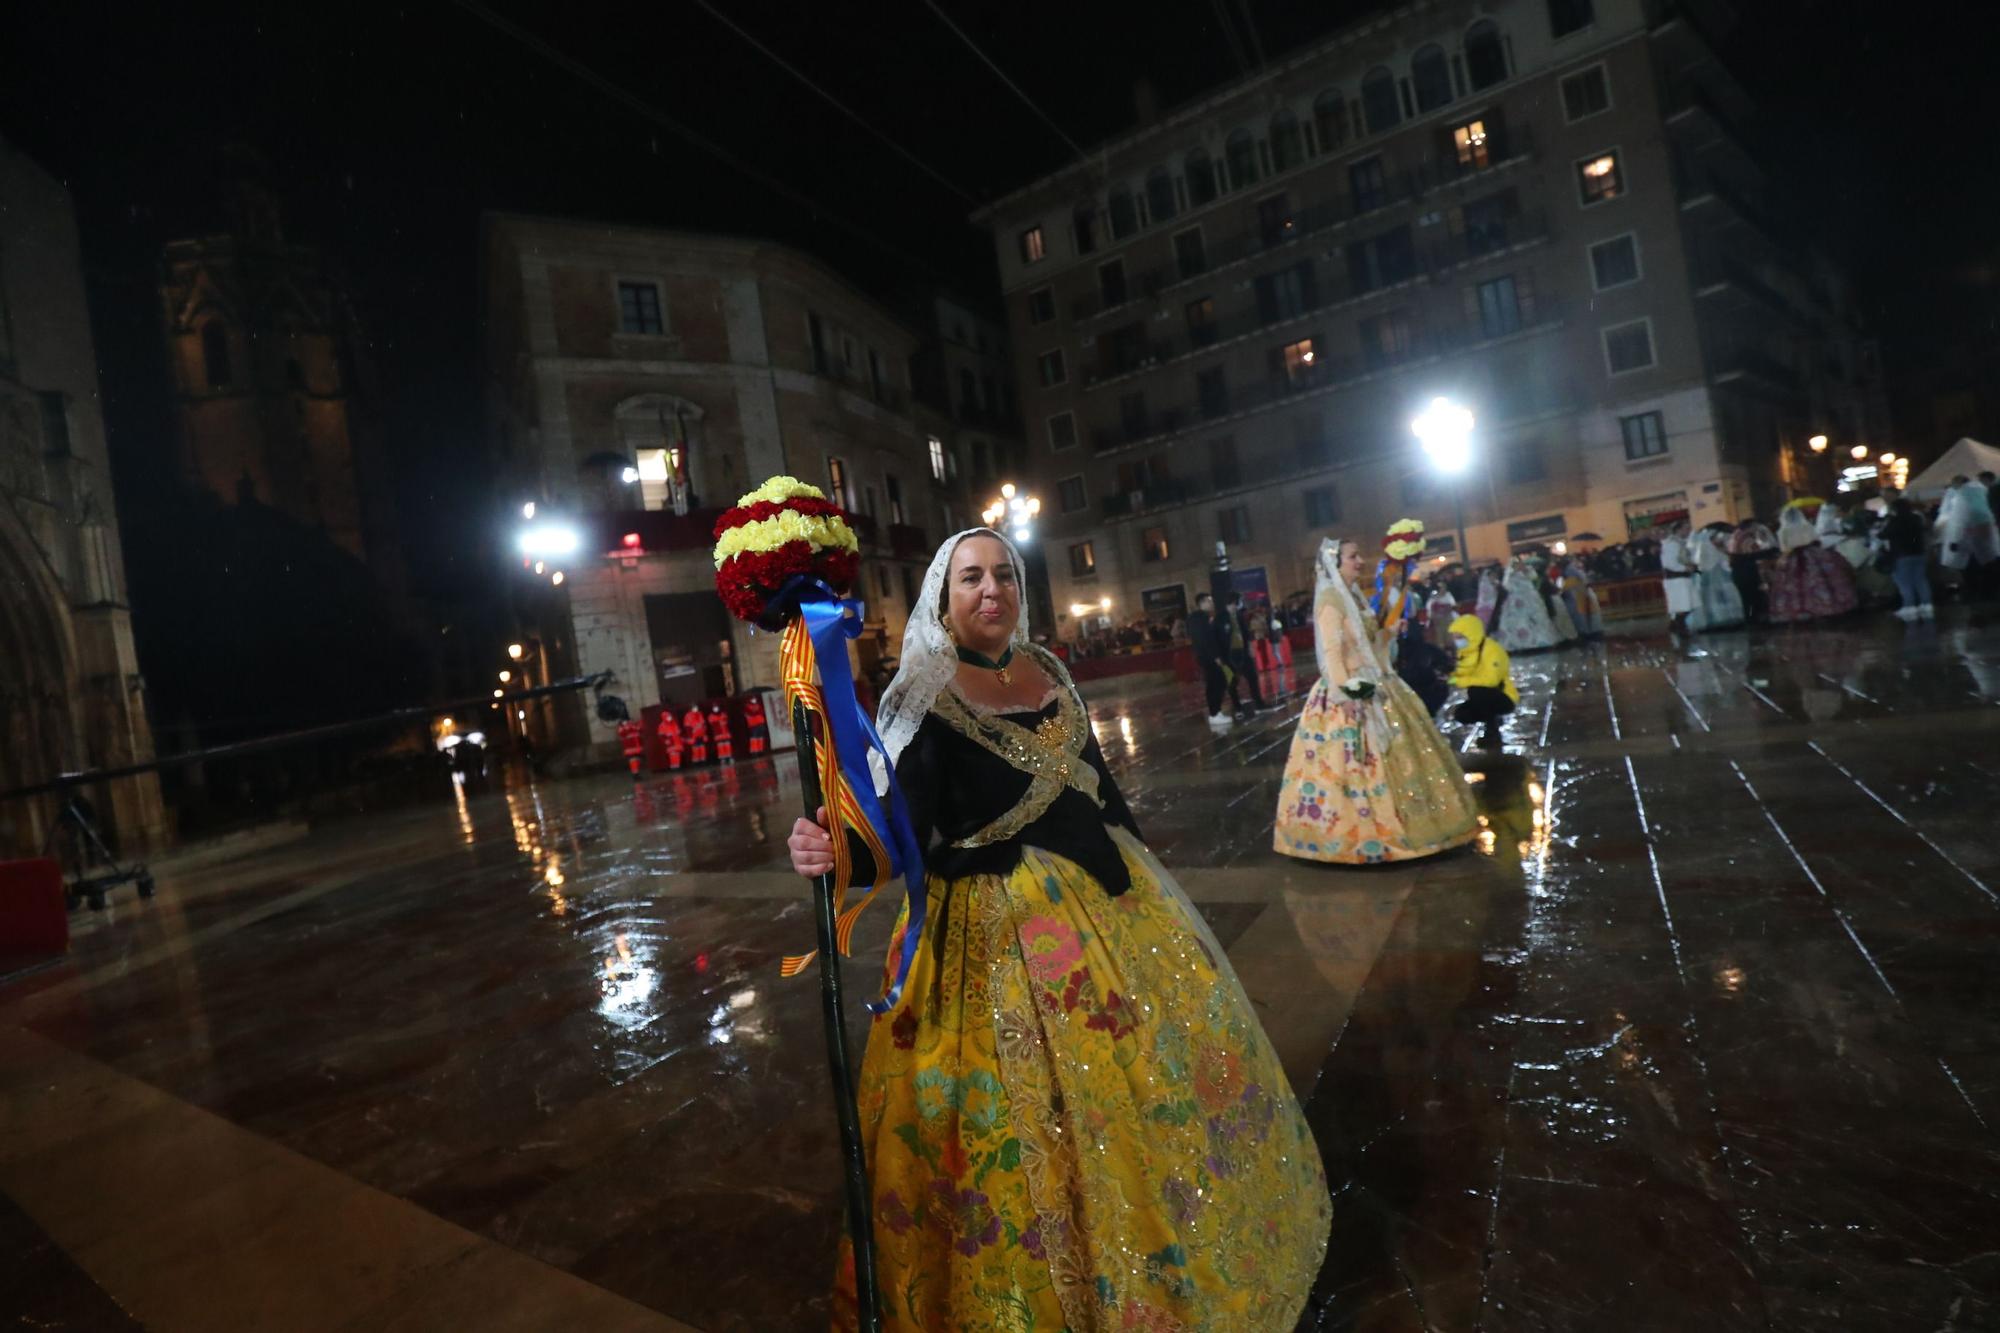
[1594,575,1667,622]
[0,858,69,960]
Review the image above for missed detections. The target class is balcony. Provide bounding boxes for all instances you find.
[1084,303,1570,461]
[1713,348,1805,395]
[581,507,727,555]
[1692,253,1812,326]
[1079,212,1551,396]
[1664,83,1762,174]
[888,522,930,559]
[1125,126,1540,302]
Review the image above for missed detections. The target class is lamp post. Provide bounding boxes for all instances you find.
[1411,396,1475,564]
[981,483,1052,631]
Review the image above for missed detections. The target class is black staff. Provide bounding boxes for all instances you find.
[790,696,882,1333]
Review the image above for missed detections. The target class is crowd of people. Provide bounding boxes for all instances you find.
[770,472,2000,1328]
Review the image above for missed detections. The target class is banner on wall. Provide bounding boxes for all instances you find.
[1228,565,1270,605]
[1622,491,1689,537]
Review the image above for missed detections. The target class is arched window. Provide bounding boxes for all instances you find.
[200,321,232,389]
[1185,148,1217,205]
[1108,185,1139,239]
[1466,20,1507,90]
[1269,109,1304,172]
[1226,129,1259,190]
[1412,44,1452,111]
[1361,68,1401,135]
[1146,168,1177,223]
[1313,90,1345,152]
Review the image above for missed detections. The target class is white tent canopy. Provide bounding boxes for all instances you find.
[1905,438,2000,498]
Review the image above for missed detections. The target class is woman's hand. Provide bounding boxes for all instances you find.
[788,806,834,879]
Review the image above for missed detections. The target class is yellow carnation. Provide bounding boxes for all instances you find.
[736,475,829,507]
[711,509,858,569]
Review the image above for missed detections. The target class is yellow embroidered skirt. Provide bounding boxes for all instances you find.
[833,828,1329,1331]
[1273,675,1478,864]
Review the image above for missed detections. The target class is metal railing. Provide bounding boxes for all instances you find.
[1084,302,1570,459]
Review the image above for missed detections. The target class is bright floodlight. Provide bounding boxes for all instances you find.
[522,501,536,519]
[1013,526,1030,542]
[1099,595,1112,610]
[1001,482,1016,499]
[518,522,581,558]
[1412,397,1474,474]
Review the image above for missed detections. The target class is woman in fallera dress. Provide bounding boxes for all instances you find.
[789,529,1329,1333]
[1274,536,1479,864]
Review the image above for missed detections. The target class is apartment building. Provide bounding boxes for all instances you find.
[977,0,1882,630]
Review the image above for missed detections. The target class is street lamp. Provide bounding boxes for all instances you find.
[507,643,524,660]
[1411,396,1475,563]
[1850,444,1868,461]
[982,482,1040,544]
[1808,435,1829,453]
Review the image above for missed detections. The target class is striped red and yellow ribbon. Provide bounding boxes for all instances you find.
[778,615,894,977]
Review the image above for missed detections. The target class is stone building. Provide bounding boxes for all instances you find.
[159,159,398,574]
[909,292,1039,620]
[480,215,970,754]
[976,0,1885,627]
[0,137,163,856]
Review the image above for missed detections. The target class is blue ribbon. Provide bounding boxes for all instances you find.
[776,578,928,1015]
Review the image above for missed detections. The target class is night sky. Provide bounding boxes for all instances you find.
[3,0,1995,600]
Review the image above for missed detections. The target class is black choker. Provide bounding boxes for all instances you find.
[955,644,1014,685]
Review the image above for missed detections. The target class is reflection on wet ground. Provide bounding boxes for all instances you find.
[5,608,1999,1329]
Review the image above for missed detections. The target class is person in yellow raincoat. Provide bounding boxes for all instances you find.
[1448,613,1519,750]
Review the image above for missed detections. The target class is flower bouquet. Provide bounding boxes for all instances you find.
[1340,676,1378,701]
[711,475,908,1333]
[1383,518,1427,562]
[712,476,861,628]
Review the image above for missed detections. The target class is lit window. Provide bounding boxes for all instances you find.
[1590,234,1640,290]
[1561,66,1610,121]
[1027,287,1056,325]
[1019,227,1046,264]
[1578,151,1624,206]
[827,456,851,508]
[1048,412,1078,452]
[1281,337,1320,384]
[1141,525,1171,562]
[635,447,676,510]
[1620,411,1668,459]
[1603,320,1656,375]
[1452,119,1491,170]
[928,436,946,483]
[1069,541,1096,577]
[1059,475,1087,513]
[1037,349,1067,387]
[617,281,664,335]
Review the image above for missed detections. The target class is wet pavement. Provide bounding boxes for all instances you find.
[4,608,1999,1330]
